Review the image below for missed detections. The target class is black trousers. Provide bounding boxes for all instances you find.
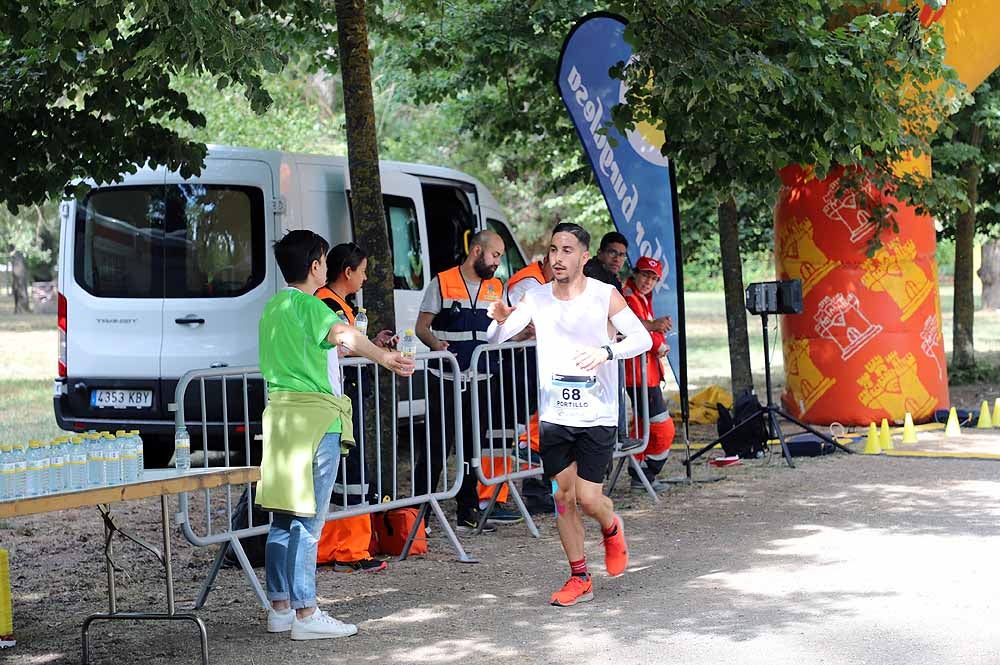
[414,373,496,516]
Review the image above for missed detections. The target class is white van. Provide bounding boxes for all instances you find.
[54,145,528,465]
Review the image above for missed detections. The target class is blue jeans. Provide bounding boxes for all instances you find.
[265,432,340,609]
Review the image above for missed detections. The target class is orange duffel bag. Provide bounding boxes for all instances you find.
[370,508,427,556]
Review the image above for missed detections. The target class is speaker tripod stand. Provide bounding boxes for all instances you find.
[684,311,853,470]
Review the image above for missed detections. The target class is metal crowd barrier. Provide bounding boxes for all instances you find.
[469,342,656,537]
[469,341,545,537]
[171,351,470,613]
[606,362,653,501]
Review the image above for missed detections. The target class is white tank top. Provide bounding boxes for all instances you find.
[530,278,618,427]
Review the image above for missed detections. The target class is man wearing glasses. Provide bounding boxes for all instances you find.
[583,231,628,293]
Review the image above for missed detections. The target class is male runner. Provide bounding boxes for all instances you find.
[486,222,652,606]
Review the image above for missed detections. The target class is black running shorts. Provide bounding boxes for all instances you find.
[539,422,617,484]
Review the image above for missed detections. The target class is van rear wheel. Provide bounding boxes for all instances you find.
[142,434,176,469]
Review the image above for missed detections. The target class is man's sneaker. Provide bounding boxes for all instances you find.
[603,514,629,577]
[550,575,594,607]
[617,437,645,453]
[333,558,387,574]
[487,504,524,524]
[457,509,497,533]
[290,608,358,641]
[266,608,294,633]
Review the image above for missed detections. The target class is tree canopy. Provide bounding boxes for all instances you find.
[614,0,959,232]
[0,0,339,211]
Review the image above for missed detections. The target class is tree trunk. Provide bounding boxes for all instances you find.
[11,250,31,313]
[718,197,753,395]
[335,0,398,492]
[952,124,982,370]
[979,238,1000,310]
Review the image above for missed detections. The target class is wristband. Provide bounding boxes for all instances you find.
[602,345,614,361]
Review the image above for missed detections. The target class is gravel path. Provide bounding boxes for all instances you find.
[4,447,1000,664]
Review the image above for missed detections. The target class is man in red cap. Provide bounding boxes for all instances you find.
[622,256,675,491]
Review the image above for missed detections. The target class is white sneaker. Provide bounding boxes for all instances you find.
[290,608,358,640]
[267,608,294,633]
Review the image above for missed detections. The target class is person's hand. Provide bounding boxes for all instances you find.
[574,346,609,371]
[431,339,449,352]
[657,316,673,333]
[657,342,670,357]
[373,329,397,348]
[487,301,514,323]
[380,349,415,377]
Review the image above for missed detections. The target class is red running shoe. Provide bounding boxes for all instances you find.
[550,575,593,607]
[603,514,628,577]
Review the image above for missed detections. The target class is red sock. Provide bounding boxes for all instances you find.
[569,558,588,577]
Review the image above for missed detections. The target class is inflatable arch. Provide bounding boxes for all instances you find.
[775,1,1000,425]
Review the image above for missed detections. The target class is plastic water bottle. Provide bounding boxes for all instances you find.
[88,434,106,487]
[11,443,26,499]
[0,445,12,500]
[25,440,48,496]
[120,432,139,483]
[131,430,145,479]
[68,436,88,490]
[174,427,191,472]
[354,307,369,336]
[105,433,122,485]
[47,438,66,493]
[400,328,418,359]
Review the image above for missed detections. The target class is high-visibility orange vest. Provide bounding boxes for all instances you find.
[431,266,503,372]
[314,286,355,325]
[506,261,548,304]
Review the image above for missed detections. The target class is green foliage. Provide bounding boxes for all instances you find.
[946,362,1000,386]
[930,72,1000,240]
[1,0,340,211]
[614,1,962,244]
[0,201,60,279]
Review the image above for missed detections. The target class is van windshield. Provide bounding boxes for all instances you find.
[76,184,265,299]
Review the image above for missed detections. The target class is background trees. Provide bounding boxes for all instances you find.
[611,0,957,393]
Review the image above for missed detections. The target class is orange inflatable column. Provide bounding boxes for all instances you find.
[774,165,948,425]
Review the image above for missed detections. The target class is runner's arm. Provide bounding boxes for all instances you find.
[486,297,534,344]
[608,290,652,360]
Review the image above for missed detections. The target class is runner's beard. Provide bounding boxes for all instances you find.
[474,255,497,279]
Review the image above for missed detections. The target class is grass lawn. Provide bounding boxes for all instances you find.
[3,285,1000,444]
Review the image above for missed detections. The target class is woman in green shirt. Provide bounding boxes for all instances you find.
[257,231,413,641]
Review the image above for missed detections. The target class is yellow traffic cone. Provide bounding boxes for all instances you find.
[863,422,881,454]
[879,418,894,450]
[945,407,962,437]
[0,549,14,649]
[993,398,1000,428]
[978,400,994,429]
[902,413,918,444]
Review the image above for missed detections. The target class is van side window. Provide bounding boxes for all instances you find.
[75,187,166,298]
[75,185,266,299]
[486,219,526,283]
[166,185,266,298]
[383,195,424,290]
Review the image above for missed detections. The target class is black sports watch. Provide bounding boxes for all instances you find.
[602,345,614,361]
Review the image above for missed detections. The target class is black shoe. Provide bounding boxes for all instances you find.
[457,509,497,533]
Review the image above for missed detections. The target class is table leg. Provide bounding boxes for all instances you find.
[81,496,210,665]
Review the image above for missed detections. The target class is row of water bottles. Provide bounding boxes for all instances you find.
[0,430,145,501]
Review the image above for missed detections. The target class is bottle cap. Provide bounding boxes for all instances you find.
[405,328,414,335]
[359,307,367,313]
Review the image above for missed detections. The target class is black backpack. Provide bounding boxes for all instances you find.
[716,390,769,459]
[222,484,270,568]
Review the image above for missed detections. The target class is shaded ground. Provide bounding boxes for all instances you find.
[5,445,1000,665]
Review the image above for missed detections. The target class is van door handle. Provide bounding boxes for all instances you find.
[175,316,205,325]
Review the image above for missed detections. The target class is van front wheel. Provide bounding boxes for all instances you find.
[142,434,176,469]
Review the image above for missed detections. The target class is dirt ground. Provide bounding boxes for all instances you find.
[5,405,1000,665]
